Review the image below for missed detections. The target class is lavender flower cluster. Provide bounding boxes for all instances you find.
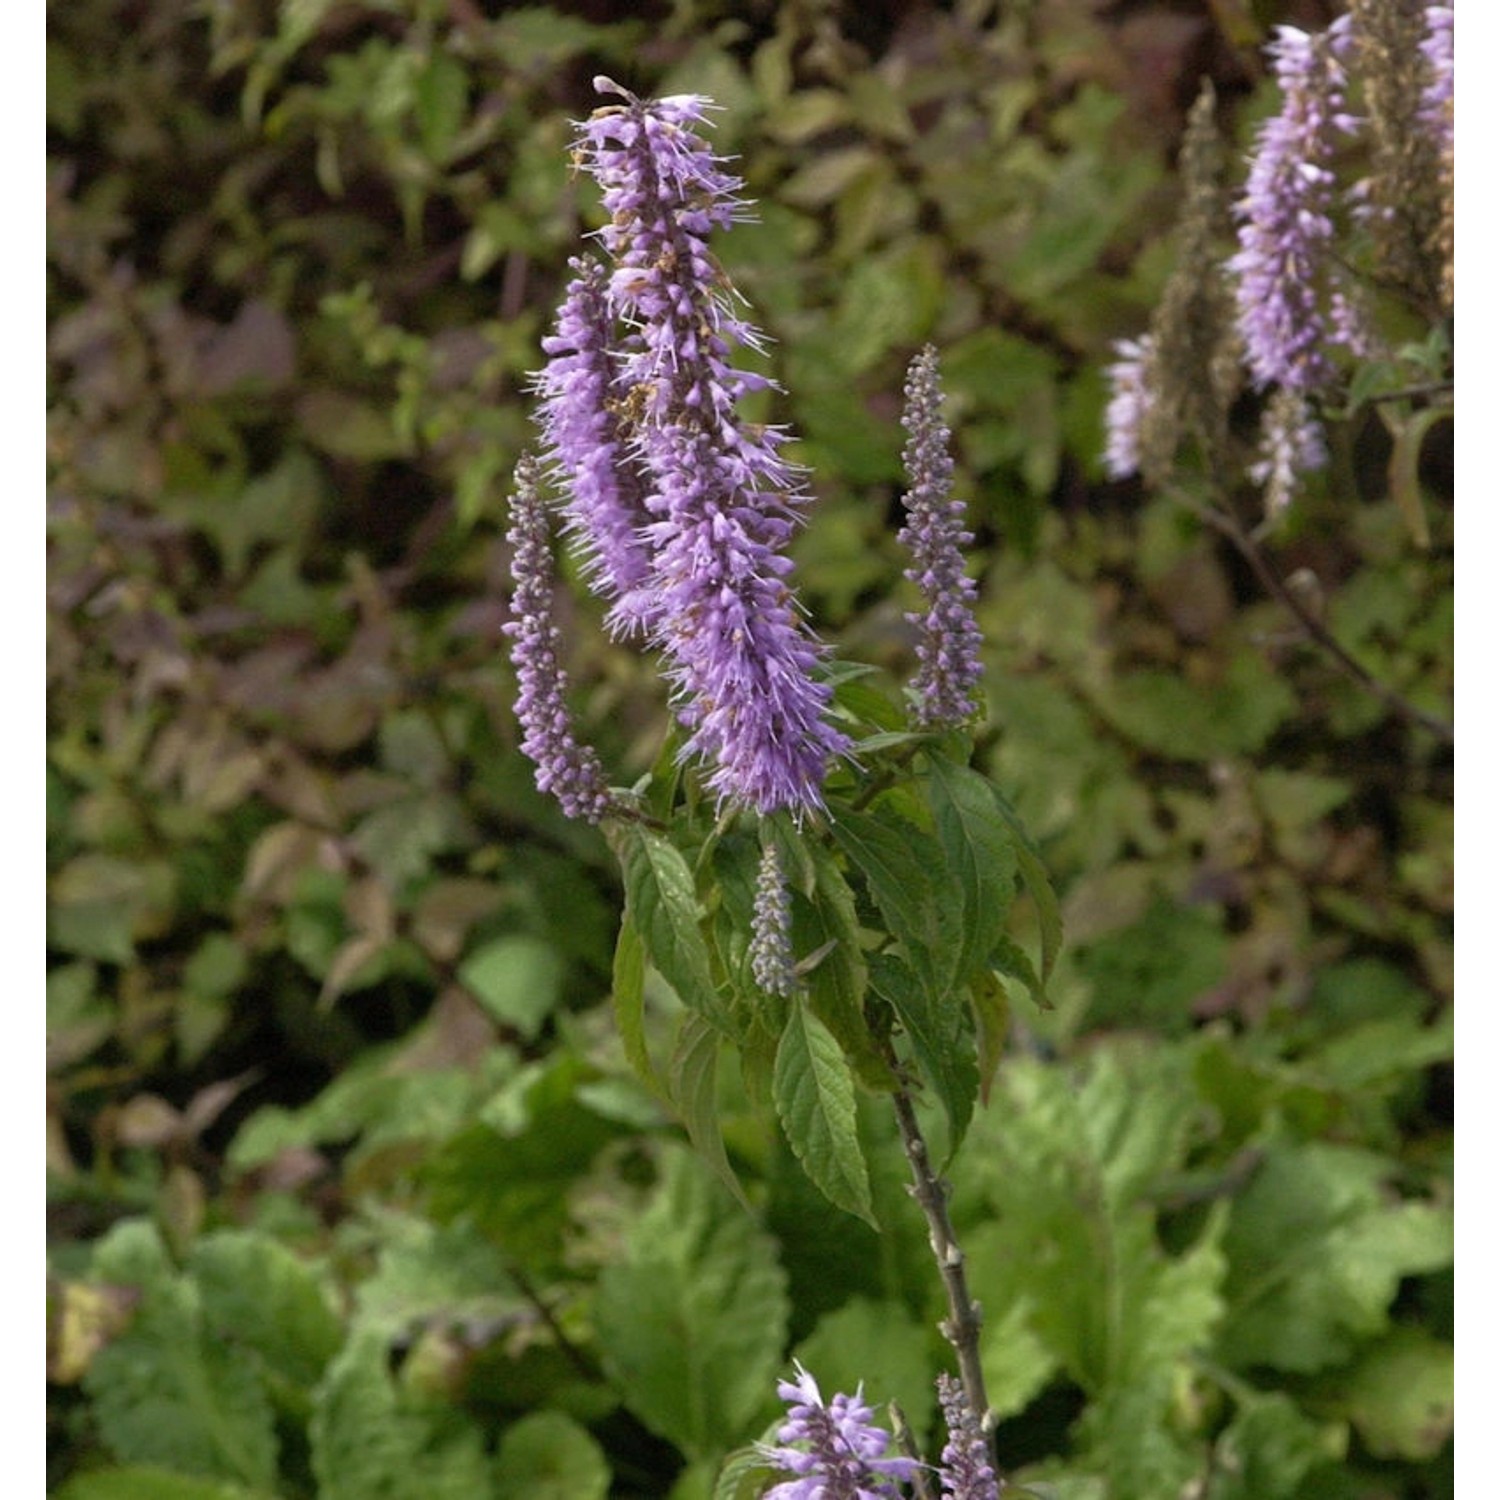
[759,1363,1000,1500]
[508,82,983,826]
[1103,4,1454,514]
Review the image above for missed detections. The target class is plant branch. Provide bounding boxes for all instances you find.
[1183,489,1453,743]
[888,1079,997,1469]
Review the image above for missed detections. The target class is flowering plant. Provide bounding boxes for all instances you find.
[505,78,1060,1488]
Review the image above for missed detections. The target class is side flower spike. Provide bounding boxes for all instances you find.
[533,254,656,629]
[936,1373,1001,1500]
[898,345,984,730]
[750,842,797,998]
[502,453,615,824]
[759,1363,922,1500]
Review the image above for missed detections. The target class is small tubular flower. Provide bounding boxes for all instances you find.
[759,1363,921,1500]
[897,346,983,730]
[936,1374,1000,1500]
[1250,387,1328,518]
[570,79,849,815]
[502,453,614,824]
[534,255,655,628]
[1228,18,1365,394]
[1420,6,1454,154]
[750,842,796,997]
[1102,335,1155,481]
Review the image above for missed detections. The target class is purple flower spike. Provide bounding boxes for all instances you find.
[1420,6,1454,155]
[1103,335,1154,481]
[760,1363,922,1500]
[750,843,796,997]
[1228,17,1365,394]
[534,255,655,631]
[1250,388,1328,518]
[570,80,849,815]
[936,1374,1000,1500]
[503,453,614,824]
[898,346,983,730]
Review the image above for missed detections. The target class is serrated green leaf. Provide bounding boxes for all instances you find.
[669,1012,751,1212]
[830,804,959,996]
[868,952,976,1153]
[925,754,1019,985]
[1218,1142,1453,1373]
[83,1223,279,1490]
[982,781,1063,986]
[594,1148,789,1460]
[773,1001,874,1225]
[795,840,888,1090]
[610,823,723,1022]
[190,1230,342,1390]
[612,914,661,1093]
[309,1327,493,1500]
[492,1411,610,1500]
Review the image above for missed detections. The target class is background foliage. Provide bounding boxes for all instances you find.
[47,1,1452,1496]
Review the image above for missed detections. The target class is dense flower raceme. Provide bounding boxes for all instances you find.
[1229,16,1365,396]
[502,454,614,824]
[936,1374,1000,1500]
[537,79,850,815]
[533,255,655,623]
[898,346,984,730]
[750,842,797,998]
[760,1364,922,1500]
[1106,9,1454,510]
[1102,335,1155,483]
[1420,6,1454,155]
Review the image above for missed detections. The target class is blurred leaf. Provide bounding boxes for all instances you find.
[83,1223,279,1490]
[1331,1327,1453,1461]
[458,934,563,1041]
[54,1468,278,1500]
[1218,1143,1453,1373]
[492,1411,610,1500]
[309,1326,493,1500]
[190,1230,342,1391]
[595,1148,789,1461]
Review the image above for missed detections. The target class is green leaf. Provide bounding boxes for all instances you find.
[868,952,977,1153]
[1332,1326,1453,1461]
[829,804,959,996]
[1218,1142,1453,1373]
[83,1223,279,1490]
[54,1468,278,1500]
[668,1012,752,1212]
[1203,1392,1343,1500]
[925,753,1019,985]
[458,933,563,1041]
[594,1148,789,1460]
[795,840,888,1090]
[612,914,662,1093]
[983,781,1063,986]
[773,1001,875,1225]
[610,823,723,1022]
[492,1411,610,1500]
[425,1058,623,1268]
[309,1327,493,1500]
[189,1230,342,1391]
